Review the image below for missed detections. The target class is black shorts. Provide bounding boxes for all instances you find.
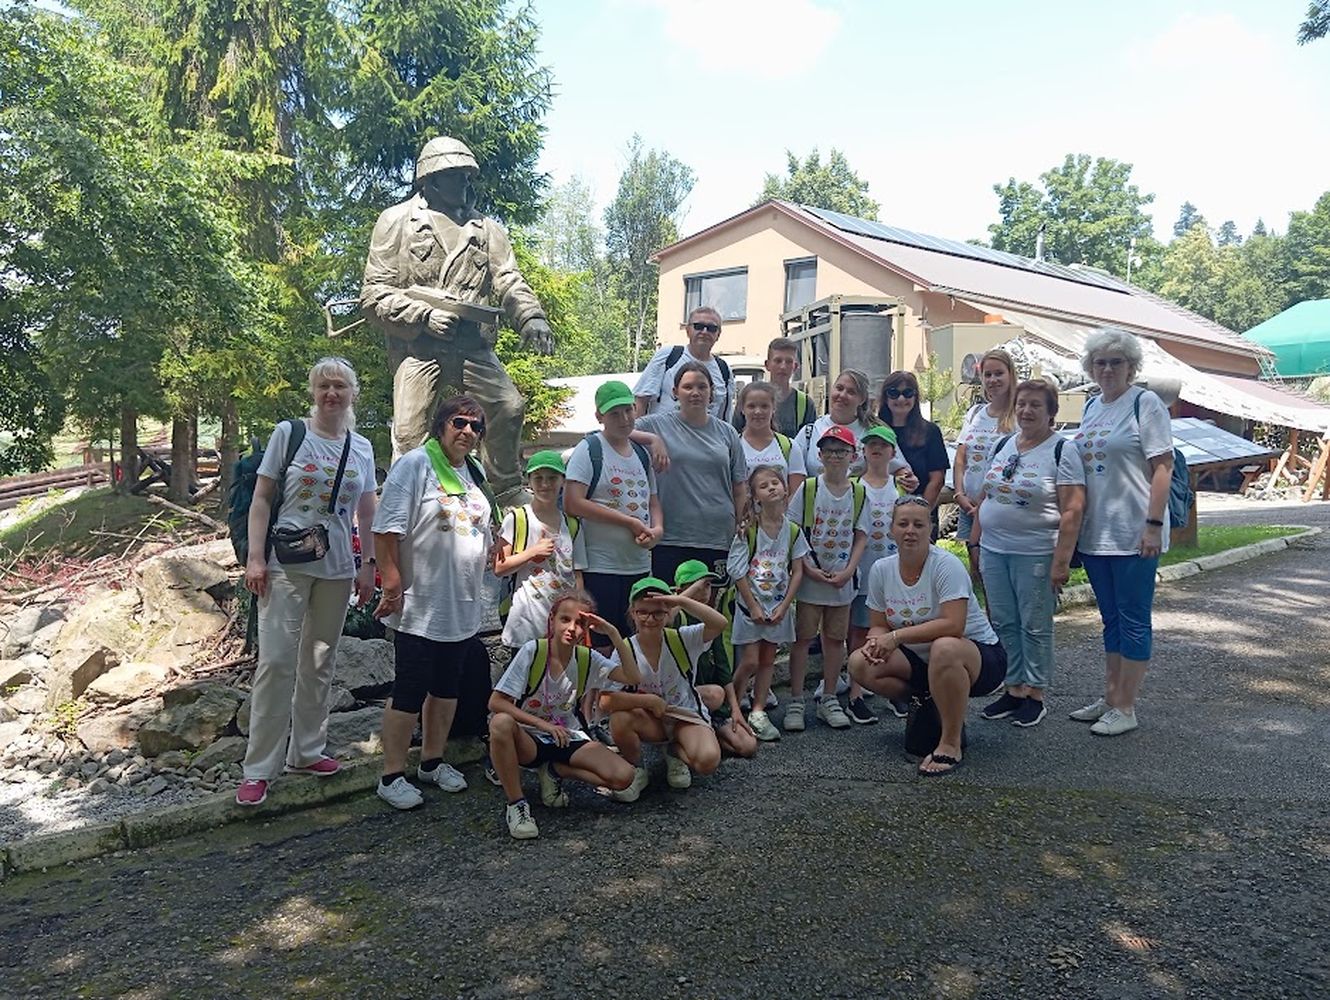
[528,733,591,767]
[651,545,729,588]
[900,640,1007,698]
[582,572,637,647]
[390,630,481,714]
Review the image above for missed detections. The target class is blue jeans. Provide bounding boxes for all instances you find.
[979,550,1055,690]
[956,509,974,542]
[1079,553,1159,661]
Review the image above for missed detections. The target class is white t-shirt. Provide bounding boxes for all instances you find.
[866,546,999,661]
[740,433,807,482]
[855,477,901,594]
[499,506,589,648]
[978,434,1085,555]
[565,433,657,575]
[787,478,873,606]
[1073,387,1173,556]
[727,522,809,646]
[493,640,615,737]
[371,447,493,642]
[259,420,376,580]
[633,346,737,421]
[957,404,1006,498]
[611,622,710,722]
[794,415,910,480]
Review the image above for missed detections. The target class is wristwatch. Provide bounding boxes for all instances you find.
[1145,518,1164,528]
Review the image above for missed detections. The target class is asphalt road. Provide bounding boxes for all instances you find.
[2,506,1329,999]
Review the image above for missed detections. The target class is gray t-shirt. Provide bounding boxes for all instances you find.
[636,412,747,550]
[565,433,657,575]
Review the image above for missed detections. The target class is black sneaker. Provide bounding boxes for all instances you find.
[1010,698,1048,727]
[887,698,910,719]
[846,696,878,725]
[981,692,1026,720]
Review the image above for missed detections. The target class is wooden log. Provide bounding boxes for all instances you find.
[144,493,226,531]
[1303,437,1330,503]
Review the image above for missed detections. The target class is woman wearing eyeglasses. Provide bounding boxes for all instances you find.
[1068,329,1174,737]
[970,380,1085,728]
[370,396,500,810]
[848,495,1006,776]
[879,371,949,540]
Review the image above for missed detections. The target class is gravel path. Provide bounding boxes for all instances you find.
[2,525,1328,997]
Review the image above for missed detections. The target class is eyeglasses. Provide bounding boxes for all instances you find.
[1091,358,1127,370]
[886,387,917,400]
[449,416,485,433]
[819,447,852,458]
[633,608,670,620]
[893,495,930,508]
[690,322,720,334]
[1001,452,1021,482]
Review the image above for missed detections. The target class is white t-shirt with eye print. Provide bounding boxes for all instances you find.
[866,546,998,661]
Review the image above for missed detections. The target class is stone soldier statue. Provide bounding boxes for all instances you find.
[360,136,552,504]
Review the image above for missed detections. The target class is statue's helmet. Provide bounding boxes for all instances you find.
[414,136,479,185]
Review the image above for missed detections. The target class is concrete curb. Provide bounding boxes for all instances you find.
[0,739,483,879]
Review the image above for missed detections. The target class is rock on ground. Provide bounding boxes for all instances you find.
[333,637,394,698]
[192,736,247,770]
[325,705,383,756]
[76,697,165,753]
[137,686,243,757]
[43,647,114,710]
[0,604,64,659]
[84,662,171,706]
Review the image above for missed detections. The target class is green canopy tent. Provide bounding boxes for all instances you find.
[1244,300,1330,378]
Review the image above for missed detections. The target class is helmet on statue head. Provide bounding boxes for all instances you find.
[414,137,480,186]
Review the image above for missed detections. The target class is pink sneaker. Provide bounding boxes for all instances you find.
[285,756,341,777]
[235,779,269,806]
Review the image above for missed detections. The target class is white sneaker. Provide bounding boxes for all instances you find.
[505,799,539,839]
[538,763,569,808]
[817,697,851,730]
[376,776,424,810]
[418,761,467,793]
[611,765,650,803]
[1069,698,1109,722]
[665,752,692,790]
[748,709,781,742]
[1090,707,1138,736]
[783,699,806,732]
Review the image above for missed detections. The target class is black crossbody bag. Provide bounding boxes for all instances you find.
[270,431,352,565]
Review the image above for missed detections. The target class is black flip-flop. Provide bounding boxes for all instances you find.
[918,752,963,777]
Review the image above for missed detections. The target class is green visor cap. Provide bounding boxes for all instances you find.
[629,576,673,602]
[525,450,567,476]
[861,425,899,447]
[595,380,637,414]
[674,559,721,587]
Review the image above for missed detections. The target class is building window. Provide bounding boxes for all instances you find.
[684,267,747,322]
[784,257,817,312]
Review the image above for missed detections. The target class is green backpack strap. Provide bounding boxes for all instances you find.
[573,644,593,699]
[776,433,792,461]
[521,639,552,702]
[510,506,530,554]
[801,476,818,528]
[745,521,759,562]
[663,627,694,679]
[851,480,867,524]
[786,521,801,569]
[564,512,581,543]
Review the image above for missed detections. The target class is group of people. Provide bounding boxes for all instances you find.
[235,311,1175,838]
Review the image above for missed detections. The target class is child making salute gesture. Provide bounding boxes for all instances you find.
[784,426,871,733]
[729,465,807,742]
[487,591,640,840]
[603,579,728,801]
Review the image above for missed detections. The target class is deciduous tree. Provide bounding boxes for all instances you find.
[757,148,879,220]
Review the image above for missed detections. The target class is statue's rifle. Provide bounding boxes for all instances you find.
[324,287,501,339]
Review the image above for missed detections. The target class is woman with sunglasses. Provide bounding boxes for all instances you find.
[1067,329,1174,737]
[879,371,949,539]
[848,495,1006,776]
[970,380,1085,728]
[371,396,500,810]
[789,368,913,492]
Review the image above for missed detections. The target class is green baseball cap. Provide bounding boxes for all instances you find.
[674,559,721,587]
[524,450,566,476]
[629,576,673,602]
[595,380,636,415]
[862,425,899,447]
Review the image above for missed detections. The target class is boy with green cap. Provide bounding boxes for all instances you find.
[494,449,588,649]
[564,381,663,648]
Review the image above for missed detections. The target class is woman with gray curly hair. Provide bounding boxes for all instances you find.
[1069,328,1174,737]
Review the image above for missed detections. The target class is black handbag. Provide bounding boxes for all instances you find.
[270,431,351,565]
[904,694,968,758]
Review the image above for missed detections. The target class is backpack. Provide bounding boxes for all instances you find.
[519,639,595,722]
[660,625,709,717]
[583,432,652,498]
[227,418,306,564]
[659,345,732,417]
[791,389,812,430]
[498,507,582,624]
[798,475,867,571]
[1085,389,1192,530]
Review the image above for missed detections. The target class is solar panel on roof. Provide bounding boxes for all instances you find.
[1164,418,1279,466]
[803,205,1128,293]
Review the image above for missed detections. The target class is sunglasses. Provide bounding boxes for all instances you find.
[886,387,917,400]
[1001,452,1021,482]
[893,495,930,508]
[449,416,485,433]
[690,322,720,334]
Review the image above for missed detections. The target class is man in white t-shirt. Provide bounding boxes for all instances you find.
[633,306,737,421]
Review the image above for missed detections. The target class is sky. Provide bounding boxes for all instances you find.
[530,0,1330,246]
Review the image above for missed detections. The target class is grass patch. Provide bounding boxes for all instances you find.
[0,488,191,562]
[940,524,1301,587]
